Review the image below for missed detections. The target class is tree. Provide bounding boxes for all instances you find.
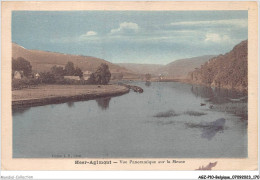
[64,61,75,76]
[74,67,83,78]
[64,62,83,77]
[89,63,111,84]
[39,72,55,83]
[12,57,32,77]
[51,65,65,77]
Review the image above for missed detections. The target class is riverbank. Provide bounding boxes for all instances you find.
[12,84,130,108]
[179,79,248,92]
[148,78,247,92]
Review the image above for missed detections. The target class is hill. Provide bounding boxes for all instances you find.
[188,40,248,91]
[116,63,163,75]
[159,55,216,79]
[12,43,134,75]
[117,55,215,78]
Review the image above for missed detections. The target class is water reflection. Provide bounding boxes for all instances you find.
[186,118,226,141]
[96,97,111,110]
[12,82,247,158]
[12,107,31,116]
[67,102,75,107]
[201,118,226,140]
[191,85,248,121]
[145,81,151,87]
[191,85,247,104]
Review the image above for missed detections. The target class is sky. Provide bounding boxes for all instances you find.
[12,11,248,64]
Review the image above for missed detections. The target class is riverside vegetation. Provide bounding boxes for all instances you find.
[188,40,248,91]
[12,57,112,90]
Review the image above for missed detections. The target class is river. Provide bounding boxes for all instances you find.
[13,82,248,158]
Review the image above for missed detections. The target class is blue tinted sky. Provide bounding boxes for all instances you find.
[12,11,248,64]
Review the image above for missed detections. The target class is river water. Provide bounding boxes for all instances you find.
[13,82,248,158]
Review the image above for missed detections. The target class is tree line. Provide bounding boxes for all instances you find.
[12,57,111,89]
[51,62,83,78]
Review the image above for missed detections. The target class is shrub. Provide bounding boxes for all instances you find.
[12,78,40,90]
[39,72,56,84]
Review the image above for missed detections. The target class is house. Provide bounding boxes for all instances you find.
[83,70,92,80]
[35,73,40,79]
[64,76,81,81]
[13,71,24,79]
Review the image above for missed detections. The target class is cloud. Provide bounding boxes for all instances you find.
[170,19,247,28]
[76,31,98,41]
[81,31,98,37]
[204,33,231,43]
[50,31,99,43]
[110,22,139,34]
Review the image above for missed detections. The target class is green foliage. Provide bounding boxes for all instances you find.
[88,63,111,84]
[12,57,32,77]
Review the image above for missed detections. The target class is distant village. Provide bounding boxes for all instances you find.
[12,57,113,89]
[13,69,93,81]
[12,56,169,91]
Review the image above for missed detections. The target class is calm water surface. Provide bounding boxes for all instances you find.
[13,82,248,158]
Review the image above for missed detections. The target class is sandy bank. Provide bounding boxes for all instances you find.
[12,84,129,108]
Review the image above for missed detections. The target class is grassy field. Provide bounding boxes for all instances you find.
[12,84,129,107]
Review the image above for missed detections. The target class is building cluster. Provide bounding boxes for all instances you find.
[13,70,93,81]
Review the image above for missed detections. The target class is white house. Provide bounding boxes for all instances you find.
[35,73,40,79]
[13,71,24,79]
[83,70,92,80]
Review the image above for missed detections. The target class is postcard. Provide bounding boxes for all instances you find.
[1,1,258,171]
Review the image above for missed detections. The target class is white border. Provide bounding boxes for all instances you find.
[1,0,259,179]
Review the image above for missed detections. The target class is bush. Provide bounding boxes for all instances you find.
[12,78,40,90]
[39,72,56,84]
[51,65,65,77]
